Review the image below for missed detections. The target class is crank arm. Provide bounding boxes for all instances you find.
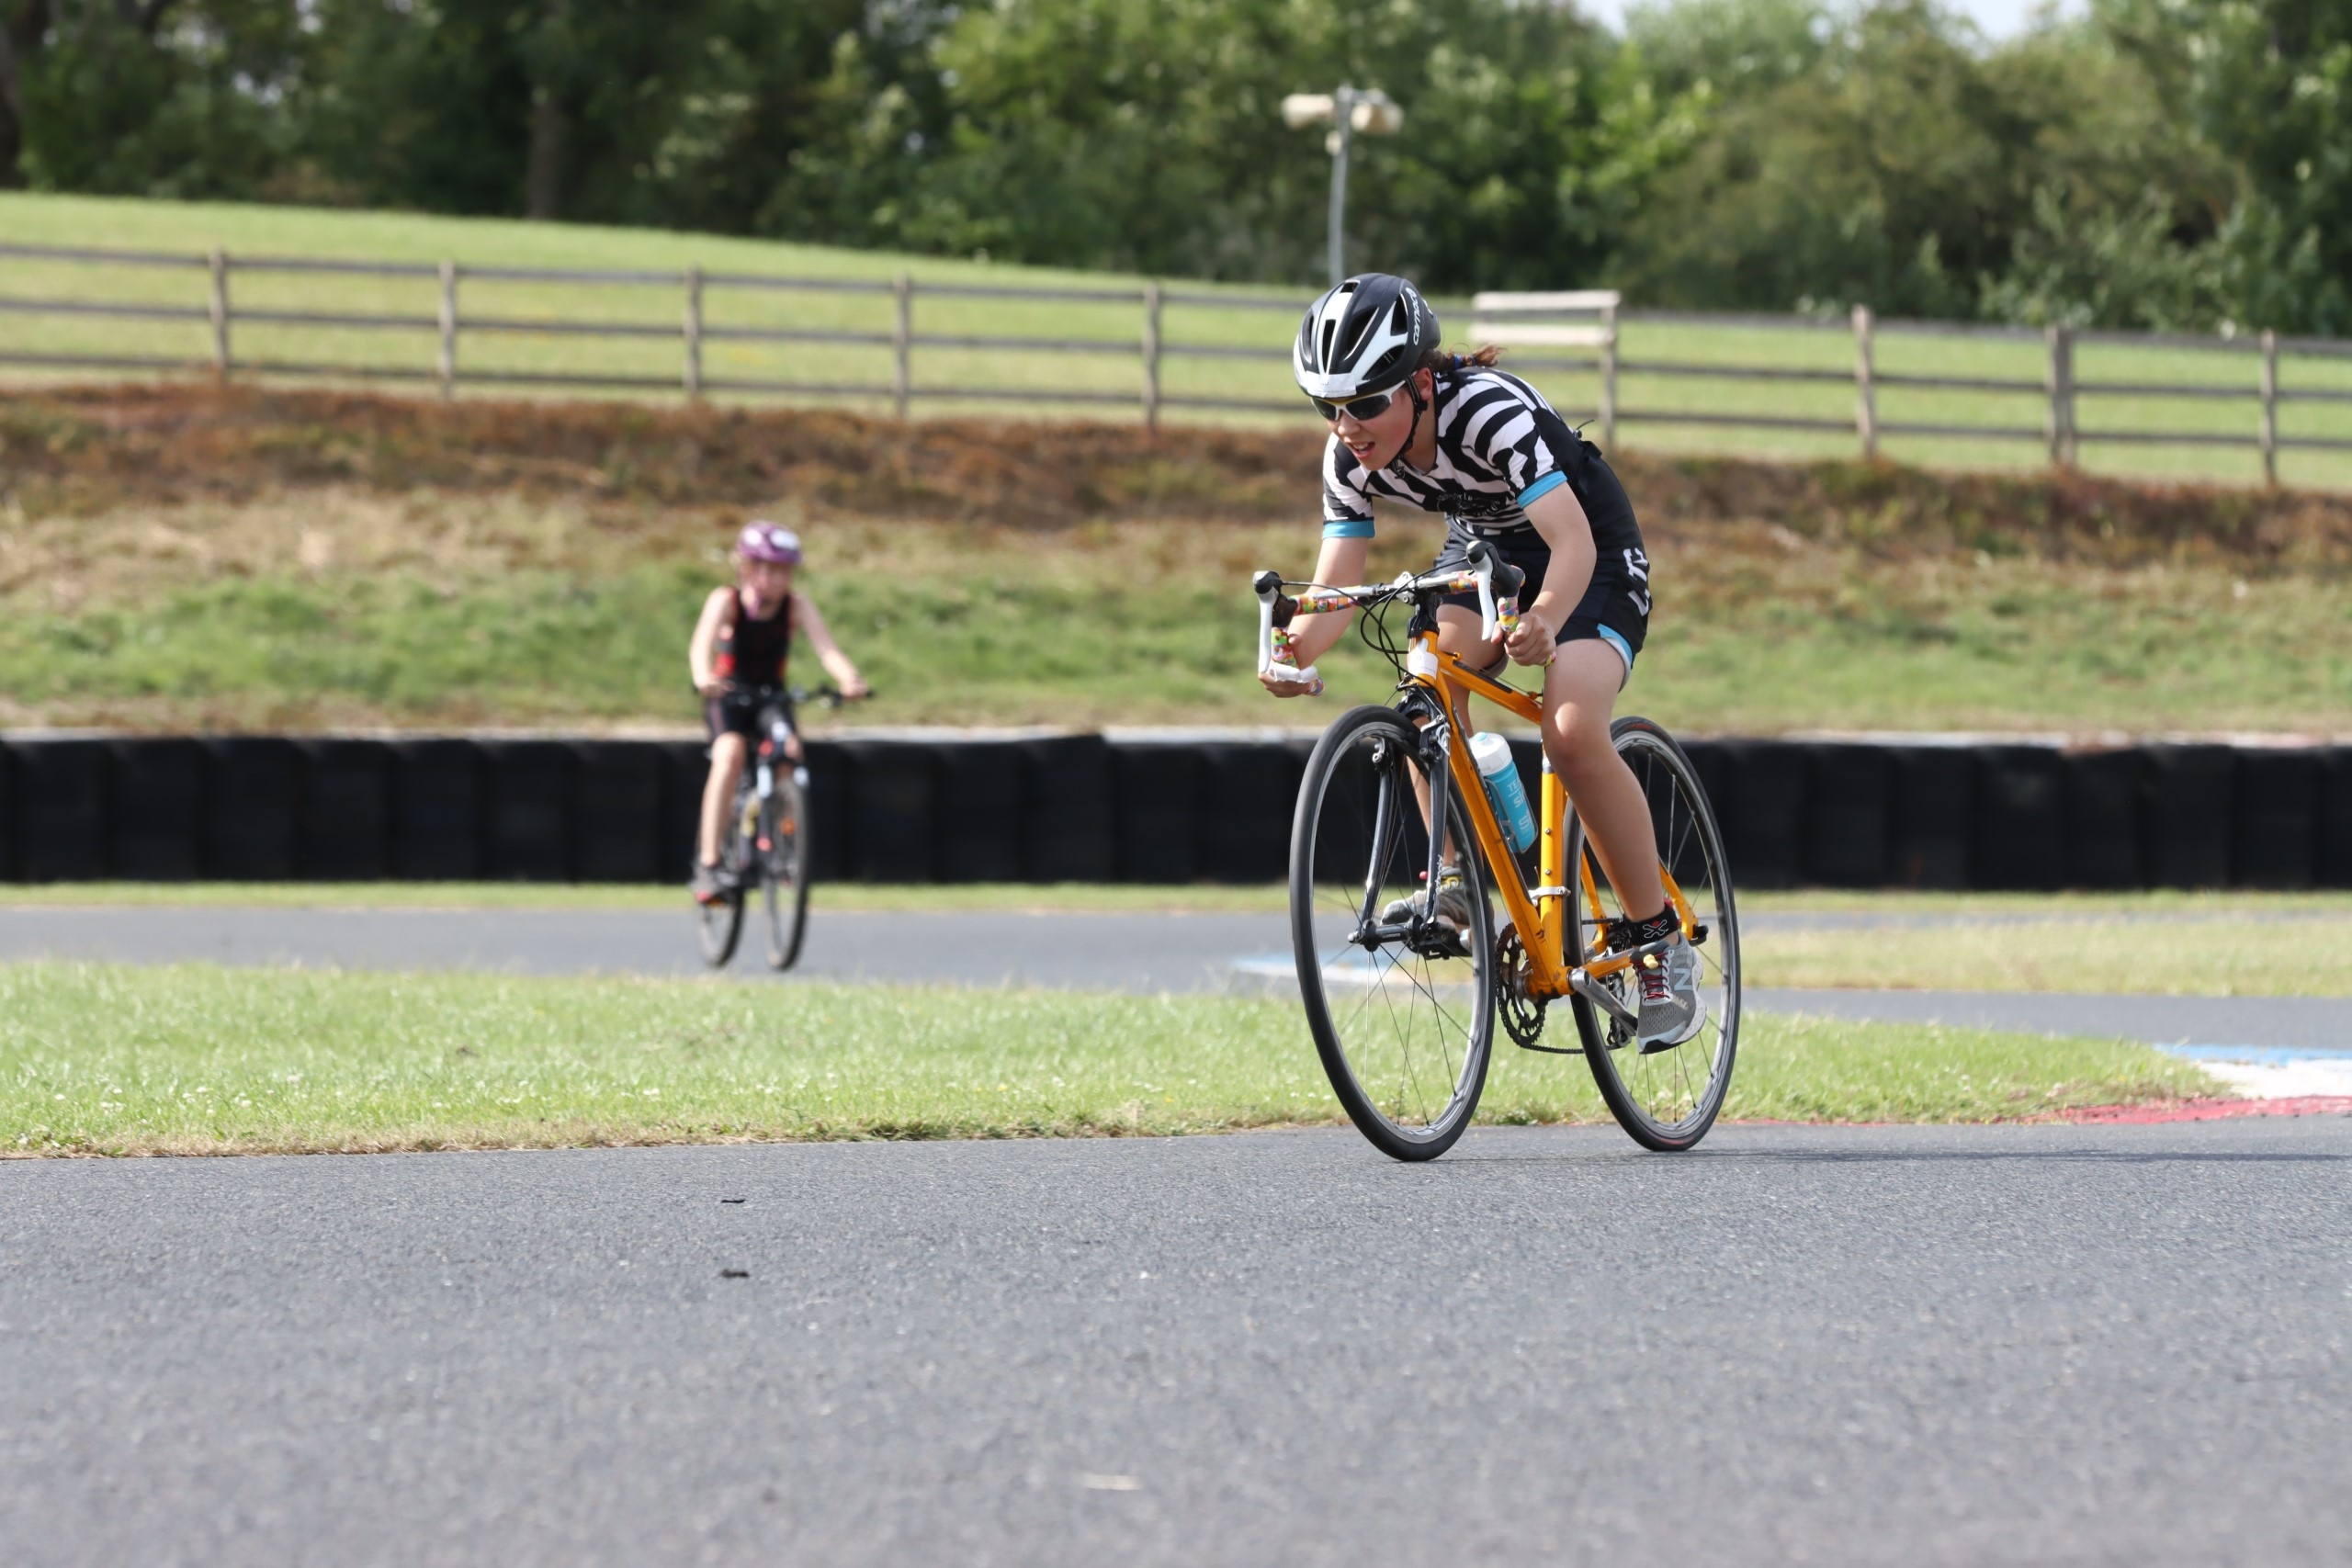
[1568,968,1639,1027]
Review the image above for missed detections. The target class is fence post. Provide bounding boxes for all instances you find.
[2258,328,2279,487]
[2045,323,2076,468]
[1141,281,1162,434]
[1852,304,1877,459]
[1599,296,1619,451]
[436,261,458,400]
[207,247,231,380]
[891,273,913,420]
[683,266,704,401]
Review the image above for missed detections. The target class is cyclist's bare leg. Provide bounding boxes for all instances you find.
[696,733,749,866]
[1543,639,1667,922]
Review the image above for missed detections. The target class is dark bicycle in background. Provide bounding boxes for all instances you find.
[697,682,859,971]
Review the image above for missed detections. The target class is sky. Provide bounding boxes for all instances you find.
[1582,0,2082,38]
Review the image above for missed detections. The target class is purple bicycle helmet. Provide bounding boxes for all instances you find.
[735,520,803,564]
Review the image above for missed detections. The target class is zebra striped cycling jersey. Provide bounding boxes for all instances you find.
[1320,365,1611,543]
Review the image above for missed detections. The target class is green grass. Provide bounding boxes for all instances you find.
[1746,914,2352,996]
[0,499,2342,736]
[6,191,2351,487]
[0,963,2222,1156]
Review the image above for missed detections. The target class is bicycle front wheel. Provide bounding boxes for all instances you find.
[1291,705,1496,1161]
[696,789,752,968]
[1568,716,1741,1150]
[762,772,813,972]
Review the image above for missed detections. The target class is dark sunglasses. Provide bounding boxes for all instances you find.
[1308,389,1397,422]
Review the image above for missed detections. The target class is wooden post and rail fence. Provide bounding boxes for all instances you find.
[5,241,2351,481]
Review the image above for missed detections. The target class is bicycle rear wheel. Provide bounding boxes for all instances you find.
[1291,705,1496,1161]
[1568,716,1741,1150]
[762,772,813,972]
[696,788,752,968]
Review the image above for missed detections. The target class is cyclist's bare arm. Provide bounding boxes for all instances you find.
[1260,534,1369,696]
[1504,484,1597,665]
[688,587,738,695]
[791,591,869,699]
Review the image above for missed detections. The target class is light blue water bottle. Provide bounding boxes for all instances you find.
[1469,733,1536,853]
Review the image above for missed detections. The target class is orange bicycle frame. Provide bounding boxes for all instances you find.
[1407,629,1696,1004]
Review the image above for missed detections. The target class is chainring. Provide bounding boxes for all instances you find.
[1497,928,1574,1053]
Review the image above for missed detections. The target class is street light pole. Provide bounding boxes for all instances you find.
[1283,85,1403,287]
[1326,85,1357,287]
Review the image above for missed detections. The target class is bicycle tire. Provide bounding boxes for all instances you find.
[1291,705,1497,1161]
[763,773,813,971]
[696,786,752,968]
[1567,716,1741,1151]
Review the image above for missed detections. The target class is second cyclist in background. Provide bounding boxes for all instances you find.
[685,521,868,905]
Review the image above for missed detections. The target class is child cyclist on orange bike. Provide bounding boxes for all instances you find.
[685,521,867,905]
[1259,274,1702,1050]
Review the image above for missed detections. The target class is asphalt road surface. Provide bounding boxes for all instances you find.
[6,1119,2347,1567]
[0,906,2346,1053]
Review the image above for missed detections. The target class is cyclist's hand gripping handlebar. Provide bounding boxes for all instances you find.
[1463,539,1524,642]
[1253,569,1324,695]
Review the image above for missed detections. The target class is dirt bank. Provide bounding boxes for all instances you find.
[5,384,2348,572]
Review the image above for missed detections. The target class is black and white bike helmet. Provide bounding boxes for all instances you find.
[1292,274,1442,402]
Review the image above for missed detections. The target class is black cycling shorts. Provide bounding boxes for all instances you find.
[704,688,790,744]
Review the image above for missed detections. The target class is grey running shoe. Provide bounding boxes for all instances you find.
[1634,931,1706,1052]
[1380,870,1472,931]
[689,863,730,906]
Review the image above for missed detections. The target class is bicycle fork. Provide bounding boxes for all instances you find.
[747,716,811,856]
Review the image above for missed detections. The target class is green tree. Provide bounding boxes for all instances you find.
[6,0,306,197]
[2107,0,2352,333]
[811,0,1690,292]
[1612,0,2234,325]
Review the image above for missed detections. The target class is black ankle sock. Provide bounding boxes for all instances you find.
[1624,909,1679,944]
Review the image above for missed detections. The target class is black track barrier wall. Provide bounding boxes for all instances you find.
[1714,740,1807,890]
[1801,743,1893,888]
[296,739,390,879]
[1198,743,1301,885]
[108,738,206,881]
[480,740,575,882]
[390,739,481,880]
[1114,745,1202,883]
[204,737,302,880]
[1971,746,2066,891]
[1020,736,1115,883]
[933,742,1024,884]
[573,742,662,884]
[2320,750,2352,890]
[10,739,106,881]
[2061,749,2146,890]
[799,742,850,884]
[657,741,709,885]
[2142,745,2235,889]
[3,733,2349,889]
[2232,750,2320,891]
[1887,746,1973,889]
[842,741,935,883]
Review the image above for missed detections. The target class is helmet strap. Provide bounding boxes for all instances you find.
[1396,373,1430,469]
